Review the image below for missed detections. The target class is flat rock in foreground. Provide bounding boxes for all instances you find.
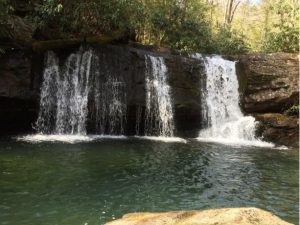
[105,207,293,225]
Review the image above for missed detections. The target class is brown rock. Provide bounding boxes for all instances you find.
[237,53,299,113]
[255,113,299,148]
[105,208,293,225]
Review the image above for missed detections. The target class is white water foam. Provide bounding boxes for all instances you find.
[17,135,128,144]
[194,55,275,148]
[17,135,186,144]
[134,136,187,143]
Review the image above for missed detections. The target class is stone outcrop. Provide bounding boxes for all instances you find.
[255,113,299,148]
[0,44,205,136]
[0,45,298,147]
[236,53,299,147]
[0,49,40,135]
[105,208,293,225]
[237,53,299,114]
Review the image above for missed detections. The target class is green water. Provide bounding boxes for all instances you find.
[0,137,298,225]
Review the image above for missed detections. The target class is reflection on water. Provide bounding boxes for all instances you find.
[0,138,298,225]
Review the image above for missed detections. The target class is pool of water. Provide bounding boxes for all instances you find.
[0,137,298,225]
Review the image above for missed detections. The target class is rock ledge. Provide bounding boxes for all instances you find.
[105,207,293,225]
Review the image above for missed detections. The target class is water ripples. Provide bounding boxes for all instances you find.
[0,139,298,225]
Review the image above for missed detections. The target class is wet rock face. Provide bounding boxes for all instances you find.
[0,49,34,99]
[237,53,299,113]
[93,45,205,137]
[105,208,293,225]
[255,113,299,148]
[236,53,299,147]
[0,45,298,147]
[0,49,41,135]
[0,44,205,136]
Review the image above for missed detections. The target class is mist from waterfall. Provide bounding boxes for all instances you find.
[194,55,274,147]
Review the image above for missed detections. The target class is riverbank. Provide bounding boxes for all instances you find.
[105,208,293,225]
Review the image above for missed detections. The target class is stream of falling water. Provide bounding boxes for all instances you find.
[92,54,127,135]
[35,49,93,135]
[34,50,176,141]
[143,55,175,137]
[35,48,127,136]
[195,55,274,147]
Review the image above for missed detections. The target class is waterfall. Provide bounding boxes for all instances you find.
[35,49,175,138]
[142,55,175,137]
[35,49,92,135]
[55,50,92,134]
[35,48,127,136]
[92,54,127,135]
[195,55,273,147]
[35,51,60,134]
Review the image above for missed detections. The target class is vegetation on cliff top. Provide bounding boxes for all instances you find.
[0,0,299,54]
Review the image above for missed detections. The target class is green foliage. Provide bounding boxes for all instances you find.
[0,0,13,20]
[30,0,63,30]
[212,26,249,55]
[262,0,299,53]
[263,26,299,53]
[31,0,143,35]
[30,0,217,53]
[144,0,212,52]
[16,0,299,54]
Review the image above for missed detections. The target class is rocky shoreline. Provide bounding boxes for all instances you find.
[104,207,293,225]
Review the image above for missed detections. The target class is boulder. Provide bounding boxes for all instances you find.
[237,53,299,113]
[255,113,299,148]
[105,207,293,225]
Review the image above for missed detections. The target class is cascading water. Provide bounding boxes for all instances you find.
[142,55,175,137]
[195,55,274,147]
[33,48,177,142]
[35,49,93,135]
[55,50,93,134]
[35,51,59,134]
[35,48,127,137]
[92,54,127,135]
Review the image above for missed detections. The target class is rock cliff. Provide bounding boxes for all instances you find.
[236,53,299,148]
[0,45,298,147]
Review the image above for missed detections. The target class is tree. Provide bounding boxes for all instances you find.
[262,0,299,52]
[224,0,241,27]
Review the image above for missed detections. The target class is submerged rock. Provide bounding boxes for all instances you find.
[105,207,293,225]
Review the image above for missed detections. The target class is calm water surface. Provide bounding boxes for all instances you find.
[0,137,298,225]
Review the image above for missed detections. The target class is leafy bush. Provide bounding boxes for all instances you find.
[211,26,249,55]
[262,0,299,53]
[263,25,299,53]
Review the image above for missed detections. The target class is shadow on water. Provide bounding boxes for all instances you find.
[0,138,298,225]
